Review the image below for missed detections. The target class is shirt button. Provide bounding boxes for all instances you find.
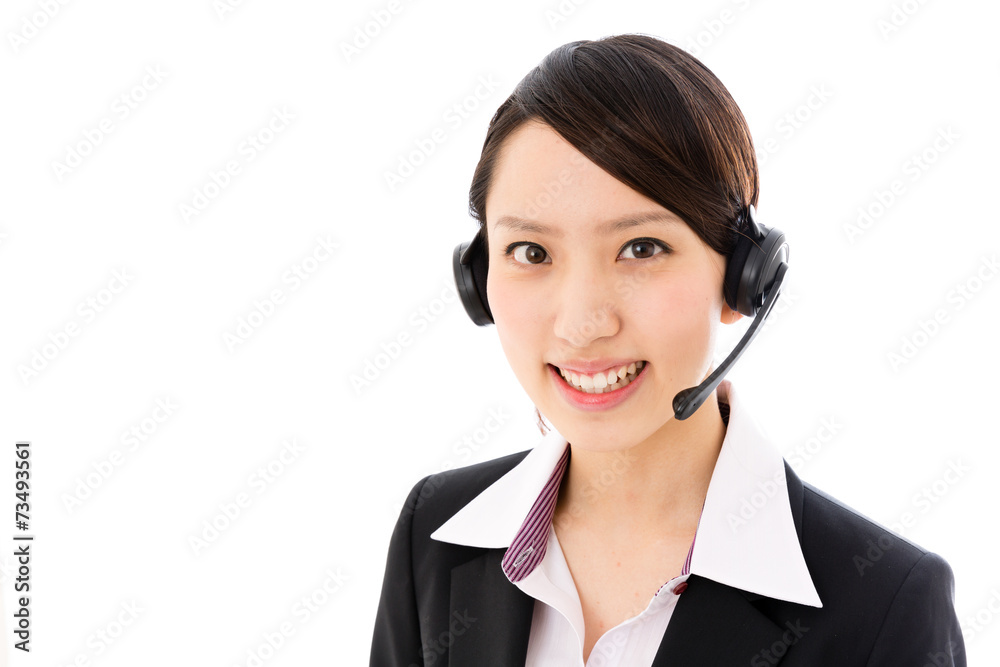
[672,582,688,595]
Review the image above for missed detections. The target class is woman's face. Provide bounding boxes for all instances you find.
[484,120,741,453]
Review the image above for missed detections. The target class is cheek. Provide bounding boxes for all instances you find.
[487,271,516,331]
[488,272,544,365]
[631,273,720,349]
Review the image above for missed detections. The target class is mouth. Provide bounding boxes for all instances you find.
[549,361,647,394]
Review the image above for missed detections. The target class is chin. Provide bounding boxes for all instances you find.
[550,415,646,450]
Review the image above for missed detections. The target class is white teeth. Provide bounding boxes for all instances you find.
[557,361,645,394]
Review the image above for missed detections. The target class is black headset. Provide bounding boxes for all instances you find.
[452,204,789,420]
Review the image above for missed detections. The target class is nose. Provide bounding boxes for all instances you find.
[552,266,621,348]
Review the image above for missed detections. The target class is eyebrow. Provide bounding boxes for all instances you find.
[492,211,684,236]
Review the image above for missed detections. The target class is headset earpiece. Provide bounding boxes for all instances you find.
[722,204,789,317]
[453,228,493,326]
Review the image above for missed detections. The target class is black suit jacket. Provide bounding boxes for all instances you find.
[370,450,966,666]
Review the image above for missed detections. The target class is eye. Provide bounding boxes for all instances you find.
[506,243,551,265]
[619,238,669,260]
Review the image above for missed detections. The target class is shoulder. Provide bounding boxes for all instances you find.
[396,449,531,537]
[797,477,953,587]
[776,470,964,663]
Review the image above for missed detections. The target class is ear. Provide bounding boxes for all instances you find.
[721,303,743,325]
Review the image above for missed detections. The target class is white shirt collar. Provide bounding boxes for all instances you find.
[430,379,823,608]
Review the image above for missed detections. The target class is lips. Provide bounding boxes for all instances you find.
[548,360,648,411]
[551,361,646,394]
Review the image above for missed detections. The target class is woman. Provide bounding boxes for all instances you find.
[370,34,965,666]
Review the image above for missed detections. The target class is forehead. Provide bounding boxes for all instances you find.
[489,120,591,192]
[486,121,685,237]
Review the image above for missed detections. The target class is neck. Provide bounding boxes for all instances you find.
[553,390,727,539]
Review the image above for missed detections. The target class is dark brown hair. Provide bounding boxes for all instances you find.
[467,33,759,434]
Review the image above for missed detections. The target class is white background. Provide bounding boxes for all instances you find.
[1,0,997,664]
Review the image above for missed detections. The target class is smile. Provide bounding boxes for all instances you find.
[554,361,646,394]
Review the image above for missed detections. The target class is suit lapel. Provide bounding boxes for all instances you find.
[650,461,807,666]
[651,575,786,665]
[449,549,534,665]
